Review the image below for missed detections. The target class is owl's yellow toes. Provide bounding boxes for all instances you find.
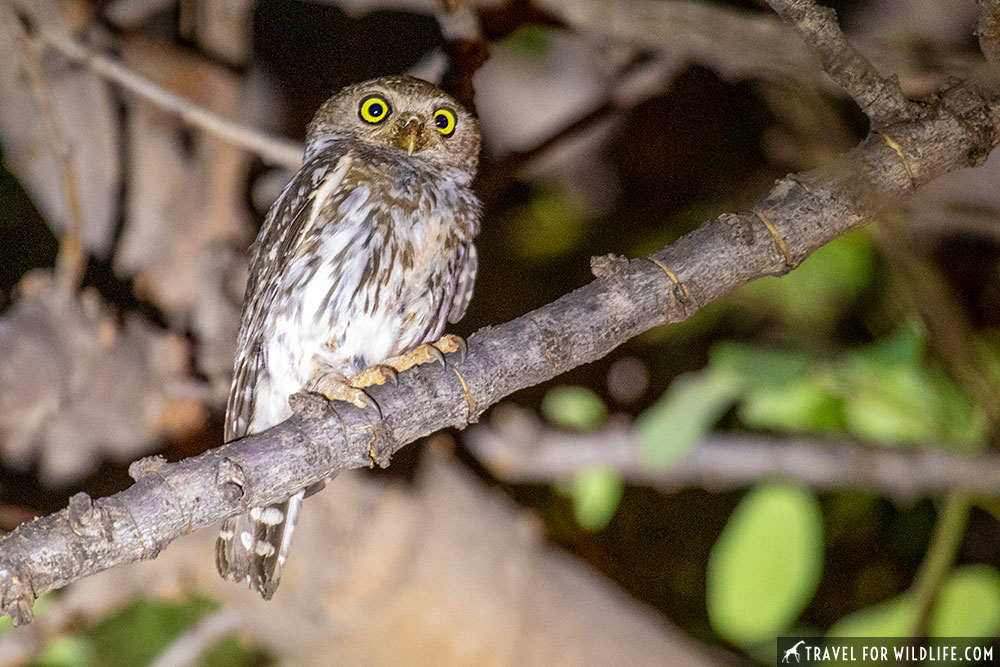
[304,372,373,409]
[433,334,465,358]
[349,364,399,389]
[346,335,466,391]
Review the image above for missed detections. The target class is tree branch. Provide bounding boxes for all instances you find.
[0,0,998,627]
[764,0,921,127]
[466,407,1000,502]
[12,2,304,169]
[5,2,86,295]
[979,0,1000,64]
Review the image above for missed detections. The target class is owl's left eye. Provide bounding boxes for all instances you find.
[433,108,457,137]
[359,95,391,124]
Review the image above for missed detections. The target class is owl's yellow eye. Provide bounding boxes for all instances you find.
[359,95,391,124]
[433,108,457,136]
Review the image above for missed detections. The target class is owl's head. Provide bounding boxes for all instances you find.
[306,76,480,176]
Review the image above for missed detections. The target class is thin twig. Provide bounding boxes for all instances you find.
[764,0,920,128]
[147,609,241,667]
[533,0,832,89]
[12,3,303,169]
[6,2,86,296]
[466,406,1000,501]
[979,0,1000,64]
[908,492,971,637]
[477,56,675,202]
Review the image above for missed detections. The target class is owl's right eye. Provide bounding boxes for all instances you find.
[359,95,391,124]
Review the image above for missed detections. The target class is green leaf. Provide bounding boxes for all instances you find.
[740,375,845,433]
[930,565,1000,636]
[709,343,813,390]
[841,324,985,450]
[88,597,218,667]
[510,186,587,261]
[829,595,916,637]
[709,344,845,433]
[567,468,624,532]
[541,386,607,431]
[33,636,96,667]
[637,368,740,467]
[707,483,824,646]
[829,566,1000,639]
[736,230,875,332]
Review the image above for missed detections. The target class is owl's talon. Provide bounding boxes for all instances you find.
[366,395,384,420]
[450,336,468,363]
[380,366,399,386]
[422,343,447,367]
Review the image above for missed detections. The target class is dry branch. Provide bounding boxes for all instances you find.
[764,0,920,127]
[8,13,87,295]
[0,0,998,626]
[979,0,1000,64]
[467,407,1000,502]
[12,2,303,169]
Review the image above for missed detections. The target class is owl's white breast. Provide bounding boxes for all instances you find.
[249,155,474,433]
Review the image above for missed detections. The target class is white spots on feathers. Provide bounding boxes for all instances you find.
[240,531,253,550]
[260,506,285,525]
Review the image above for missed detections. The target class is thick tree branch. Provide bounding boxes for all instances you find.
[466,407,1000,502]
[0,1,999,627]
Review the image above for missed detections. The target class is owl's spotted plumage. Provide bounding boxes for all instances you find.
[216,76,481,599]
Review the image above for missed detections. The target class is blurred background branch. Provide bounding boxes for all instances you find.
[469,405,1000,501]
[11,0,304,169]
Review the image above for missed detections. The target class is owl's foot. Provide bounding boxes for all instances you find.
[304,371,374,410]
[349,335,466,389]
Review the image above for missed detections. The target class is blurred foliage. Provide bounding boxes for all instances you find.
[706,483,824,646]
[509,185,588,262]
[736,230,877,335]
[26,597,271,667]
[830,565,1000,637]
[643,318,987,453]
[564,468,625,532]
[543,386,623,530]
[637,367,740,467]
[541,385,607,431]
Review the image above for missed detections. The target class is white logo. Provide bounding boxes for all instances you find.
[783,641,807,663]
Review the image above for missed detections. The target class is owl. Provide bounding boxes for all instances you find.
[215,76,481,599]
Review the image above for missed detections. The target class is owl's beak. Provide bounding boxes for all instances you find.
[394,117,424,155]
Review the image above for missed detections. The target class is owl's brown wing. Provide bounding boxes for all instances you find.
[447,241,477,324]
[219,146,351,596]
[225,340,262,443]
[224,145,350,442]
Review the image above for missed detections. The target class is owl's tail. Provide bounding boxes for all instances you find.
[215,491,304,600]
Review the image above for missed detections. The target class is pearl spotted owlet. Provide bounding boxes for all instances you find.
[215,76,481,599]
